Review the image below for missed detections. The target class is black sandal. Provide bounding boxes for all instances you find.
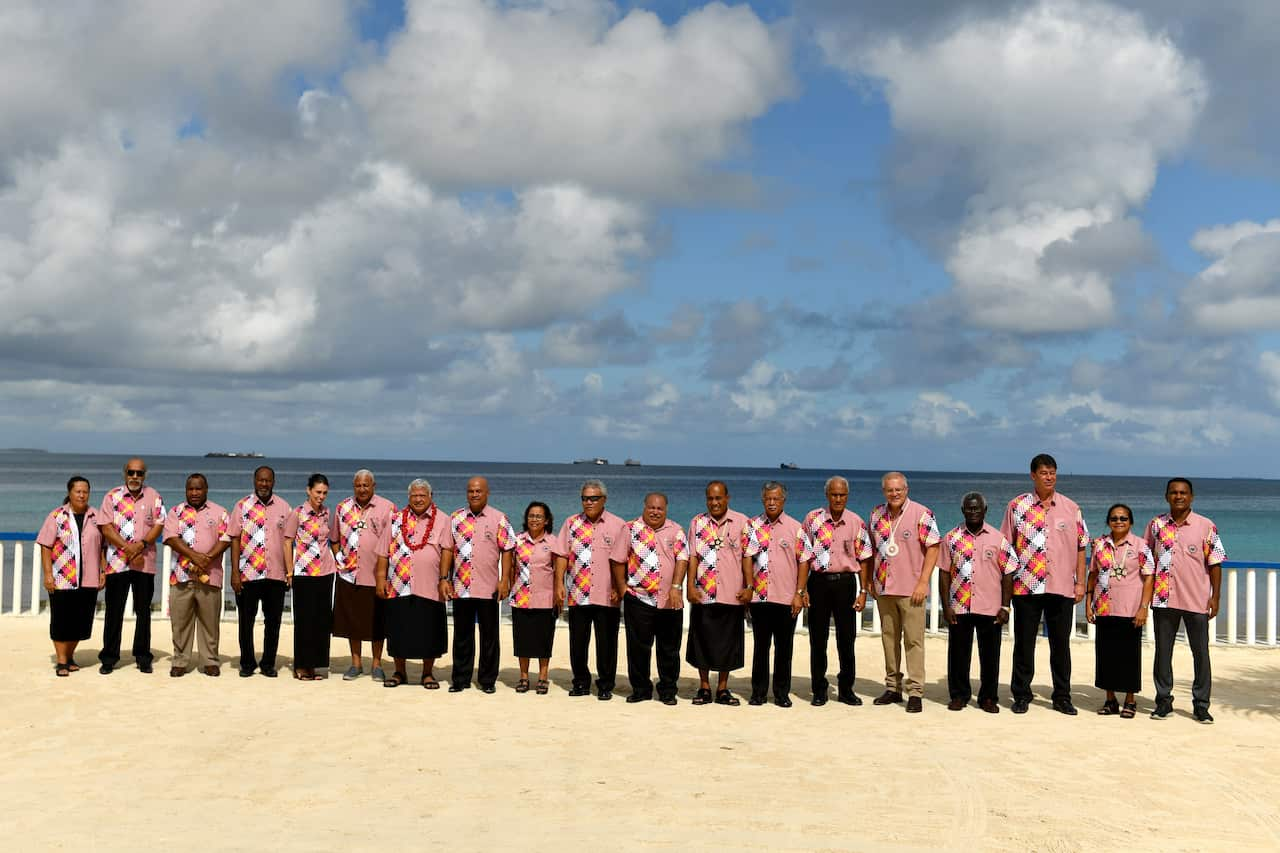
[382,670,408,688]
[422,675,440,690]
[1097,699,1120,715]
[515,678,530,693]
[535,679,549,695]
[715,689,740,706]
[1120,702,1137,719]
[692,687,713,705]
[54,663,70,678]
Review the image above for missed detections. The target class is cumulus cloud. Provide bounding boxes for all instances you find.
[346,0,794,200]
[1181,219,1280,333]
[820,0,1205,333]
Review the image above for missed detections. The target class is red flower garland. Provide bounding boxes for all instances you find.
[401,504,437,552]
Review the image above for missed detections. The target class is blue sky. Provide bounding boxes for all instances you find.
[2,1,1279,476]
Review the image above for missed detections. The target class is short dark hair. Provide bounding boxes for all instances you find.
[1030,453,1057,472]
[254,465,275,479]
[307,473,329,489]
[523,501,553,533]
[63,476,91,505]
[1166,477,1194,496]
[187,473,208,487]
[705,480,728,495]
[1105,503,1134,526]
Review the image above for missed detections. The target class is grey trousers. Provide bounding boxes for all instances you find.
[1152,607,1211,711]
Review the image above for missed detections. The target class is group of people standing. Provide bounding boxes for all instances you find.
[36,454,1225,723]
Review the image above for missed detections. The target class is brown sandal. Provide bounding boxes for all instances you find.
[1097,699,1120,715]
[1120,702,1137,718]
[515,678,530,693]
[535,679,549,695]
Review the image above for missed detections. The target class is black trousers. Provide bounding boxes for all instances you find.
[1152,607,1212,711]
[452,597,500,688]
[623,595,683,699]
[568,604,620,691]
[99,571,155,666]
[1011,594,1074,702]
[948,613,1003,702]
[807,572,858,696]
[750,602,798,700]
[235,579,286,671]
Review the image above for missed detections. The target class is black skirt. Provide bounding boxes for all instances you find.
[332,579,385,641]
[49,586,98,642]
[1095,615,1142,693]
[385,596,448,660]
[686,602,745,671]
[292,574,335,669]
[511,607,556,659]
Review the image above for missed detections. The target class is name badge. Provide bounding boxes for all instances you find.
[984,549,994,560]
[485,530,493,541]
[355,521,366,530]
[1186,544,1198,556]
[1056,520,1067,530]
[540,544,550,553]
[901,530,912,540]
[603,536,613,547]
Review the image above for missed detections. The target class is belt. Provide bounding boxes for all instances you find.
[811,571,856,580]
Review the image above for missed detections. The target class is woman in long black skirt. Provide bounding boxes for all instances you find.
[37,476,107,676]
[284,474,336,680]
[506,502,557,694]
[1086,503,1155,718]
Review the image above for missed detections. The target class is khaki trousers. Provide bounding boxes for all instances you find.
[877,594,925,697]
[170,582,221,669]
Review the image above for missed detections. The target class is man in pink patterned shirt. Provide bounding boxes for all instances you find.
[685,481,751,706]
[96,457,165,674]
[1145,478,1226,723]
[803,476,872,707]
[1001,453,1089,715]
[610,493,690,705]
[162,473,231,677]
[869,472,941,713]
[228,466,292,678]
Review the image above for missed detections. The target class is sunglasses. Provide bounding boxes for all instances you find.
[126,469,146,477]
[580,495,604,502]
[1107,516,1130,523]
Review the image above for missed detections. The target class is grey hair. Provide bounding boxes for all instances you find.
[825,476,849,493]
[407,478,433,496]
[761,481,787,498]
[881,471,908,487]
[961,491,986,510]
[581,479,607,498]
[353,468,375,482]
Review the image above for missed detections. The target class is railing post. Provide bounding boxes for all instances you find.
[1246,569,1257,646]
[161,547,172,618]
[28,541,41,615]
[8,544,19,614]
[0,543,8,614]
[928,568,940,634]
[871,597,881,635]
[1087,618,1096,641]
[1226,569,1239,644]
[1268,571,1277,647]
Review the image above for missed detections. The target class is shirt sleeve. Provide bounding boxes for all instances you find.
[497,515,517,551]
[998,537,1018,576]
[36,511,58,548]
[919,509,942,546]
[854,524,873,561]
[282,510,299,539]
[152,493,166,525]
[1138,542,1155,576]
[97,492,113,525]
[999,501,1015,544]
[1143,518,1158,551]
[673,528,689,561]
[227,500,244,537]
[551,520,570,558]
[795,525,814,562]
[1205,523,1226,566]
[937,534,952,572]
[608,525,632,565]
[742,520,761,558]
[163,508,178,541]
[1076,508,1089,549]
[217,511,231,542]
[441,512,459,553]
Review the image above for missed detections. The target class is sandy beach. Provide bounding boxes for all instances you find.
[1,616,1277,852]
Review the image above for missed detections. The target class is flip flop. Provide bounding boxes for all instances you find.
[421,675,440,690]
[535,679,549,695]
[515,678,530,693]
[715,689,741,707]
[67,662,81,672]
[692,687,713,705]
[55,663,70,678]
[1097,699,1120,716]
[382,671,408,688]
[1120,702,1137,719]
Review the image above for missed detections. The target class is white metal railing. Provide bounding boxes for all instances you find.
[3,536,1278,646]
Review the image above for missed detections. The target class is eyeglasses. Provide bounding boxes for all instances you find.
[1107,516,1130,523]
[580,495,604,502]
[126,469,146,477]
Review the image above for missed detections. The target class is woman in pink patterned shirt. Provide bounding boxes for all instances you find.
[506,502,557,695]
[1085,503,1155,718]
[284,474,336,680]
[37,477,106,676]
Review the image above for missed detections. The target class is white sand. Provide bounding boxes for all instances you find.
[1,617,1277,852]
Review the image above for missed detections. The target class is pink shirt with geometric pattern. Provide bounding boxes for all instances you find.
[938,523,1017,617]
[803,507,873,574]
[1089,533,1155,619]
[553,511,627,608]
[37,506,107,590]
[447,505,517,599]
[742,512,813,605]
[869,500,941,597]
[610,518,689,610]
[329,494,397,587]
[284,504,336,577]
[687,510,749,604]
[97,485,166,575]
[1144,512,1226,614]
[510,531,556,610]
[228,494,293,582]
[163,501,231,588]
[1000,491,1089,598]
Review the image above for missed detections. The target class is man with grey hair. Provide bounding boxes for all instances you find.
[330,469,397,681]
[554,479,627,699]
[938,492,1017,713]
[869,471,941,713]
[803,475,873,706]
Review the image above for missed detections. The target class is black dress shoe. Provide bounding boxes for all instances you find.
[1011,698,1029,714]
[837,693,863,706]
[906,697,923,713]
[660,695,678,706]
[260,667,278,678]
[239,669,254,678]
[597,690,613,701]
[811,693,828,707]
[448,684,465,693]
[137,662,153,674]
[1052,698,1078,716]
[774,696,793,708]
[748,695,766,706]
[1194,708,1214,724]
[568,685,590,697]
[480,684,496,694]
[99,663,114,675]
[625,693,651,703]
[947,698,967,711]
[873,690,903,705]
[979,698,1000,714]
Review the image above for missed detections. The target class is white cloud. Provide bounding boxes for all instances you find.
[1182,218,1280,333]
[346,0,794,199]
[909,392,978,439]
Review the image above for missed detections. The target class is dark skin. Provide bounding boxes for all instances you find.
[824,480,872,611]
[339,472,383,672]
[99,458,164,567]
[163,477,230,584]
[553,484,608,608]
[504,506,553,686]
[440,477,511,602]
[375,485,446,686]
[940,496,1012,627]
[740,488,809,618]
[42,480,105,670]
[1165,481,1222,617]
[687,483,751,694]
[230,467,275,595]
[1085,510,1154,708]
[610,494,687,609]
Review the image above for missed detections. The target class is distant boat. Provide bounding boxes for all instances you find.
[572,458,608,465]
[779,462,798,470]
[205,452,266,458]
[624,459,641,467]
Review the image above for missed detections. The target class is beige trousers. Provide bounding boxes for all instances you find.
[170,582,221,669]
[877,594,925,697]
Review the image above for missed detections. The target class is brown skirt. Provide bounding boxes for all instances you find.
[331,579,385,642]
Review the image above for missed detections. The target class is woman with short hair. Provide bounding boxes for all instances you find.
[38,476,106,676]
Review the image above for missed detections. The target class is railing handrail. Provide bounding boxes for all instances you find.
[1221,560,1280,570]
[0,532,36,541]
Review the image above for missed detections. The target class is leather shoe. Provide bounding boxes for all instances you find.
[169,667,185,678]
[203,666,220,677]
[98,663,114,675]
[239,669,254,678]
[1011,698,1029,714]
[873,690,903,705]
[597,690,613,701]
[448,684,466,693]
[747,695,766,706]
[660,695,678,706]
[1052,698,1078,716]
[774,696,793,708]
[979,698,1000,714]
[480,684,496,694]
[625,693,651,703]
[837,693,863,706]
[1194,708,1214,724]
[261,667,278,678]
[906,696,923,713]
[568,685,590,697]
[947,698,967,711]
[138,662,153,674]
[811,693,828,707]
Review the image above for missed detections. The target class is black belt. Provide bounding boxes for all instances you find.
[811,572,856,580]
